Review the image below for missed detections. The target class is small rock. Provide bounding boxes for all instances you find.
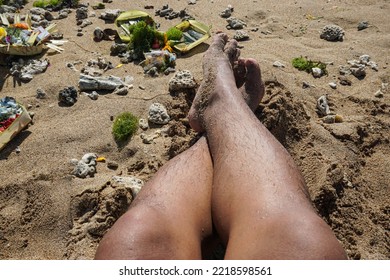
[100,9,121,21]
[36,88,46,99]
[58,86,78,106]
[188,0,197,4]
[322,114,343,124]
[312,67,323,78]
[233,30,249,41]
[317,95,331,116]
[338,76,352,86]
[350,65,366,78]
[83,91,99,100]
[374,90,384,98]
[329,82,337,89]
[139,118,149,130]
[220,7,233,18]
[15,146,21,154]
[93,27,104,40]
[168,70,197,91]
[357,21,369,31]
[226,17,246,29]
[113,85,128,96]
[139,85,146,90]
[76,7,88,20]
[148,103,170,125]
[107,160,119,170]
[359,54,370,65]
[273,61,285,68]
[80,19,92,28]
[320,24,344,41]
[302,81,311,88]
[110,43,128,55]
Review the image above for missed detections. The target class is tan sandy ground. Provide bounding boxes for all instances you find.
[0,0,389,259]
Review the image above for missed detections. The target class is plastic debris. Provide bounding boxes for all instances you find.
[0,96,31,150]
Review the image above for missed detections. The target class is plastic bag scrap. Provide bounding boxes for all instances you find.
[0,13,63,55]
[140,50,176,72]
[0,96,32,151]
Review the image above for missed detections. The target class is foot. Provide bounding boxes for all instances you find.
[188,33,264,132]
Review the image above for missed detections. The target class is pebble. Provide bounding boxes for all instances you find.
[139,85,146,90]
[168,70,197,91]
[58,86,78,106]
[317,95,331,116]
[83,91,99,100]
[139,118,149,130]
[148,103,170,125]
[36,88,46,99]
[226,17,246,29]
[107,160,119,170]
[338,76,352,86]
[220,7,233,18]
[93,27,104,41]
[140,132,160,144]
[312,67,323,78]
[15,146,21,154]
[76,7,88,20]
[233,30,249,41]
[374,90,384,98]
[329,82,337,89]
[322,114,343,124]
[100,9,121,21]
[357,21,369,31]
[273,61,285,68]
[113,85,128,96]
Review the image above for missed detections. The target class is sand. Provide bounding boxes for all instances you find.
[0,0,389,259]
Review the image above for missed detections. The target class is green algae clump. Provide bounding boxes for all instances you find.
[292,57,327,75]
[112,112,138,142]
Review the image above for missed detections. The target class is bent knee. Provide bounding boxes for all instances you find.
[265,212,347,259]
[227,211,347,259]
[95,206,200,259]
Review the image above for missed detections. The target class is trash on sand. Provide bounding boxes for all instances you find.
[171,20,211,53]
[140,50,176,73]
[0,13,62,55]
[0,96,32,151]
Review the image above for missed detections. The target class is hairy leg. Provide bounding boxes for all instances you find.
[94,39,259,260]
[95,136,213,259]
[189,33,347,259]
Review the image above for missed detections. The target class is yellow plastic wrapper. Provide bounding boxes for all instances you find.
[172,20,211,53]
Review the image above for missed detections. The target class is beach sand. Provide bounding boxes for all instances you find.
[0,0,389,259]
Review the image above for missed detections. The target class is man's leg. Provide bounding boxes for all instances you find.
[95,136,213,259]
[189,33,347,259]
[95,38,263,260]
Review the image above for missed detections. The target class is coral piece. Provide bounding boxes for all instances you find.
[168,70,197,91]
[320,24,344,41]
[148,103,170,125]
